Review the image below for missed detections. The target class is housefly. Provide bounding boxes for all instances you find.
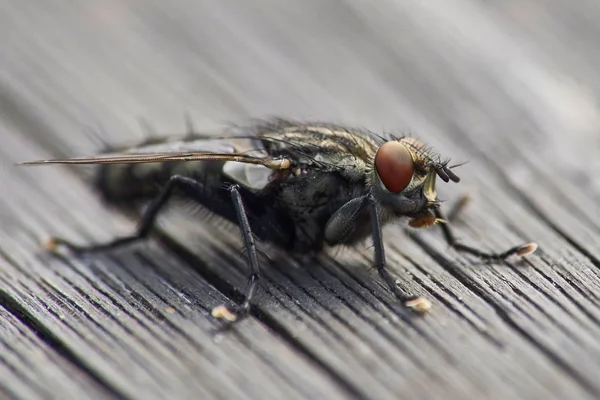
[21,119,538,320]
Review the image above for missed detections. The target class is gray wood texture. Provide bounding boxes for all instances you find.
[1,0,599,399]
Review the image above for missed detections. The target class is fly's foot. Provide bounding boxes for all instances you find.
[211,303,253,335]
[43,237,87,254]
[516,242,538,257]
[393,280,432,313]
[404,295,432,313]
[211,304,239,322]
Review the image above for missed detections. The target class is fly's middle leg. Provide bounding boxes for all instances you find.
[367,194,432,312]
[211,184,262,323]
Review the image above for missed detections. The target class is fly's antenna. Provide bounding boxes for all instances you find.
[448,161,469,169]
[433,159,461,183]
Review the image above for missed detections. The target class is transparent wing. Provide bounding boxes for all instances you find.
[19,151,292,170]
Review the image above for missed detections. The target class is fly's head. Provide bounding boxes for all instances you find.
[370,137,460,226]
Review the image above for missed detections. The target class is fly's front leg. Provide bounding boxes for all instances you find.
[211,184,262,323]
[446,194,472,223]
[367,195,432,312]
[433,207,538,260]
[47,175,199,253]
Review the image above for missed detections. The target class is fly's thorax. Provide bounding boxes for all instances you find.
[369,137,440,216]
[257,122,379,181]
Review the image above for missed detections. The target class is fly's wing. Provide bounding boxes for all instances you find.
[20,119,379,190]
[19,152,291,169]
[19,136,292,170]
[108,134,263,155]
[20,136,294,195]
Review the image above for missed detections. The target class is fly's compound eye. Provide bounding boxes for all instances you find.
[375,141,414,193]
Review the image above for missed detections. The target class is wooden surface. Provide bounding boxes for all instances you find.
[1,1,600,399]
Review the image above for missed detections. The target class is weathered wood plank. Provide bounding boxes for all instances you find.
[0,305,114,400]
[1,0,599,399]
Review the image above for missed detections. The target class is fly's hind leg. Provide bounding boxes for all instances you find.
[49,176,263,322]
[47,175,199,253]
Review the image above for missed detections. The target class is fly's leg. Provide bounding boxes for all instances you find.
[368,194,431,312]
[211,184,261,323]
[47,175,199,253]
[446,194,472,223]
[49,176,261,322]
[433,207,538,260]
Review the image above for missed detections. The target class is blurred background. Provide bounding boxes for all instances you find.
[2,0,599,152]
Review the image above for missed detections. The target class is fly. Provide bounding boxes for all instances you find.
[21,119,538,320]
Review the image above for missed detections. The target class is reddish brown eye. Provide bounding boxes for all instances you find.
[375,141,414,193]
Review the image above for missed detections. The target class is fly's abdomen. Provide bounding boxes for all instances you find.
[94,136,264,202]
[96,162,163,202]
[95,161,223,202]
